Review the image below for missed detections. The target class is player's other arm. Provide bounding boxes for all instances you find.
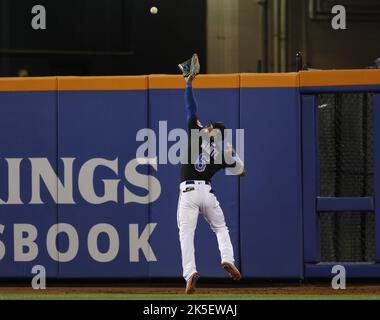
[231,151,246,177]
[225,143,245,176]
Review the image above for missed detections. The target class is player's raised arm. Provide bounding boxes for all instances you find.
[178,54,200,122]
[185,82,198,121]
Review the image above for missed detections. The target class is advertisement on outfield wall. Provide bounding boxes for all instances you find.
[0,75,304,279]
[0,85,244,278]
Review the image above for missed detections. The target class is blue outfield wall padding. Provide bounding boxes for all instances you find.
[3,72,380,279]
[239,87,303,278]
[305,263,380,278]
[0,91,59,277]
[317,197,374,212]
[147,88,184,278]
[57,90,149,278]
[148,87,240,278]
[300,85,380,94]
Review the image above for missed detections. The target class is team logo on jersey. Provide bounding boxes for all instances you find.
[194,154,207,172]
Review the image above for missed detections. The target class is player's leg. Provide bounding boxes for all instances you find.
[177,190,200,284]
[202,189,242,280]
[202,195,234,265]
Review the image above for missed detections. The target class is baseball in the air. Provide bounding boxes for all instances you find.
[150,6,158,15]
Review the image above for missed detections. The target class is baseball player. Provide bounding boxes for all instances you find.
[177,54,245,294]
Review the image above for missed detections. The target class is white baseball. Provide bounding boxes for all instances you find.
[150,7,158,15]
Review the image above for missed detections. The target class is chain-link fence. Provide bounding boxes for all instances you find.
[318,93,375,262]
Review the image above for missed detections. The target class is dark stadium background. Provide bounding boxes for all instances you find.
[0,0,206,76]
[1,0,380,77]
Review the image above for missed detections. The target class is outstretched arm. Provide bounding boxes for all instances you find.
[224,143,246,176]
[185,83,198,121]
[232,153,246,176]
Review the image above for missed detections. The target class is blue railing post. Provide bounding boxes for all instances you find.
[302,94,320,263]
[374,94,380,262]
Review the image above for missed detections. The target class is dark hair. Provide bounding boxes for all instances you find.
[211,122,227,141]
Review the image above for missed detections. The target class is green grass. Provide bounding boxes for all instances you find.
[2,293,380,300]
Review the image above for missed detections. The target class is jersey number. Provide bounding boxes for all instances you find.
[194,154,207,172]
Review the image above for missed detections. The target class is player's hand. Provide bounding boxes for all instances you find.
[225,142,235,157]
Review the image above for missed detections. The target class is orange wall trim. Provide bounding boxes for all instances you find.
[240,73,299,88]
[0,70,379,91]
[300,70,380,87]
[0,77,57,91]
[148,74,240,89]
[58,76,148,91]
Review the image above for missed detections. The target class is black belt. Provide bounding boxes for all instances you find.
[185,180,211,185]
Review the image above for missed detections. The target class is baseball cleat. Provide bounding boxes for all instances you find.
[222,262,241,281]
[178,53,200,81]
[185,272,199,294]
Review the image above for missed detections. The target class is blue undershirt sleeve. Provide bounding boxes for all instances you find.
[185,83,197,121]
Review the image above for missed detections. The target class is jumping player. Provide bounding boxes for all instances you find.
[177,54,245,294]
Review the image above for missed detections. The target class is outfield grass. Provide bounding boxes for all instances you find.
[2,293,380,300]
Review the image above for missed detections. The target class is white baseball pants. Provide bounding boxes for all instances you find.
[177,181,235,280]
